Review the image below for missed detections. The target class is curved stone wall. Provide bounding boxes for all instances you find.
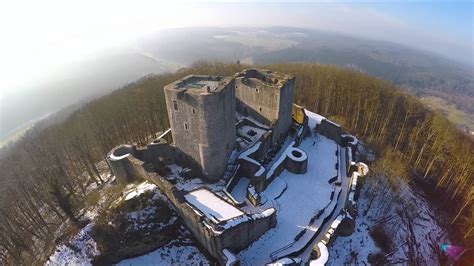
[107,144,146,183]
[285,147,308,174]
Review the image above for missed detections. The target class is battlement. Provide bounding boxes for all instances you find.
[165,75,234,95]
[235,69,295,144]
[235,68,293,88]
[164,74,236,182]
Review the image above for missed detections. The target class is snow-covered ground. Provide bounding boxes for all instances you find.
[328,175,449,265]
[48,165,116,265]
[123,181,158,201]
[117,226,210,266]
[118,243,208,266]
[236,115,271,150]
[238,132,339,265]
[47,223,99,266]
[47,180,211,265]
[185,188,244,222]
[237,125,267,145]
[168,164,225,192]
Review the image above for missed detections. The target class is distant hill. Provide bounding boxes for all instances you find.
[252,29,474,111]
[137,27,474,128]
[3,26,472,142]
[0,52,180,141]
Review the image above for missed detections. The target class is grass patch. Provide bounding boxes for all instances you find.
[421,96,474,130]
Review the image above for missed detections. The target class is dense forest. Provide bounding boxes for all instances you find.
[0,62,472,264]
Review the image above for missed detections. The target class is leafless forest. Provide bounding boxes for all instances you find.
[0,62,472,264]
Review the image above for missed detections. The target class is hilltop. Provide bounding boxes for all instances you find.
[0,63,472,265]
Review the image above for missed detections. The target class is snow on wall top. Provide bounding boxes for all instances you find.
[304,109,325,130]
[238,141,265,176]
[223,249,237,266]
[123,182,157,201]
[309,242,328,265]
[184,188,244,222]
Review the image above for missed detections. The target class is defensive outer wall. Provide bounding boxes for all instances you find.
[107,138,276,265]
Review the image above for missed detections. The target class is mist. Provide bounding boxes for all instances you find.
[0,1,472,144]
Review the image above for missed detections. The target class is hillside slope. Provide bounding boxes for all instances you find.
[0,62,472,264]
[0,52,180,142]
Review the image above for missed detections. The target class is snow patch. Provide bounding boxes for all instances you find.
[309,243,328,265]
[117,243,209,265]
[123,182,157,201]
[305,110,325,130]
[239,133,338,265]
[47,223,99,265]
[223,249,238,266]
[185,189,244,222]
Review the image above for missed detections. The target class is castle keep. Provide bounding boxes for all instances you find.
[107,68,365,265]
[164,75,236,181]
[164,69,295,182]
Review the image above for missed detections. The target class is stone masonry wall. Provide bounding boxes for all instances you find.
[164,77,236,182]
[234,70,295,145]
[107,143,276,264]
[317,119,342,145]
[145,172,275,264]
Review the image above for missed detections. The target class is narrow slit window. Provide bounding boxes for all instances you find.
[192,108,196,114]
[259,107,262,112]
[173,100,178,111]
[184,122,189,130]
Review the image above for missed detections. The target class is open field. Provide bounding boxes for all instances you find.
[421,96,474,131]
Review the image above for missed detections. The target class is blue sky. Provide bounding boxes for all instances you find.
[0,0,472,94]
[366,2,473,42]
[197,1,473,64]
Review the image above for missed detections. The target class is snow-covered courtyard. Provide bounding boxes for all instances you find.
[238,126,341,265]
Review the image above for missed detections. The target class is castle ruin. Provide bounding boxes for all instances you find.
[164,75,236,181]
[107,68,366,265]
[164,69,295,182]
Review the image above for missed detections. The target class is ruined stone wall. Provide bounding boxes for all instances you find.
[235,71,295,145]
[107,143,276,264]
[235,78,280,126]
[219,213,276,250]
[107,141,204,182]
[164,78,236,181]
[106,145,148,183]
[138,171,275,264]
[273,77,295,144]
[317,119,342,145]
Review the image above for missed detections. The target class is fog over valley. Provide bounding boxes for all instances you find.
[1,26,473,145]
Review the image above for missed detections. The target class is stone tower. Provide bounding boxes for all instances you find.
[234,69,295,145]
[164,75,236,182]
